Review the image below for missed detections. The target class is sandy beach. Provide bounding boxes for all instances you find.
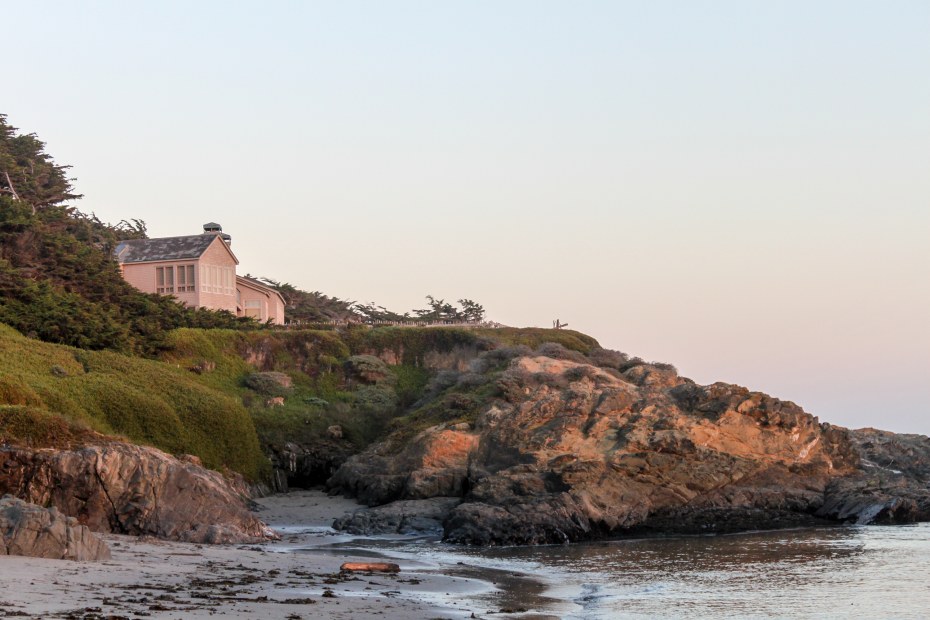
[0,491,560,619]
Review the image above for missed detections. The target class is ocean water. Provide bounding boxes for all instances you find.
[320,523,930,619]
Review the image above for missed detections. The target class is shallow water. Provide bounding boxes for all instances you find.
[314,523,930,618]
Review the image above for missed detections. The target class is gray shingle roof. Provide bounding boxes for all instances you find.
[115,234,223,264]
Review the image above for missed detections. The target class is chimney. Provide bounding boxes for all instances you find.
[203,222,232,245]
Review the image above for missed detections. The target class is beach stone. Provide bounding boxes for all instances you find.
[0,496,111,561]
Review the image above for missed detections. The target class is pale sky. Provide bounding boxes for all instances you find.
[4,1,929,433]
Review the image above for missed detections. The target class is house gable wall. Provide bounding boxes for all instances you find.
[195,237,238,314]
[236,279,286,325]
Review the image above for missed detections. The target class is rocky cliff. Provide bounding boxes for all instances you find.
[329,349,930,545]
[0,442,276,544]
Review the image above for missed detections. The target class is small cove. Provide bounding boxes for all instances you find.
[296,517,930,618]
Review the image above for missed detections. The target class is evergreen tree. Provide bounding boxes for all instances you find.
[0,114,250,354]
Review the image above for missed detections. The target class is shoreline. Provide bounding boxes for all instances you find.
[0,490,562,619]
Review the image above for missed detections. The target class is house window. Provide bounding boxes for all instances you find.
[156,266,174,294]
[245,299,262,319]
[197,264,234,295]
[177,265,195,292]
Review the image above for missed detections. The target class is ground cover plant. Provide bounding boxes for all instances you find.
[0,323,265,479]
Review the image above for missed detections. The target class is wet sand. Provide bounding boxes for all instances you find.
[0,491,559,619]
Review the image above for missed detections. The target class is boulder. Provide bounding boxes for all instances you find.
[329,427,478,505]
[0,496,110,561]
[0,442,277,544]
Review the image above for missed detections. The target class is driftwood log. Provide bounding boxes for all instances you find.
[339,562,400,573]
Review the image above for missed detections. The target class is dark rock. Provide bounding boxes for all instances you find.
[333,497,460,535]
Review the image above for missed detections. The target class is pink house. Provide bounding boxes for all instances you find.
[115,223,286,325]
[237,275,286,324]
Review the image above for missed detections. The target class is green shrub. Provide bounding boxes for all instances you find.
[0,405,96,448]
[476,328,599,354]
[0,323,265,480]
[0,376,45,406]
[244,371,294,396]
[392,365,431,407]
[344,355,392,384]
[353,385,397,410]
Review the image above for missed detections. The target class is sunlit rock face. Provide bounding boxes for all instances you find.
[330,353,930,545]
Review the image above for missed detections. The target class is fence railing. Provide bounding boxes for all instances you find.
[283,319,506,329]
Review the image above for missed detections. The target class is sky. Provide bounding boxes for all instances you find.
[3,1,928,433]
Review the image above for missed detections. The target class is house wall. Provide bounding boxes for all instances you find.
[237,282,286,325]
[270,296,285,325]
[194,238,237,314]
[119,237,237,314]
[121,261,199,307]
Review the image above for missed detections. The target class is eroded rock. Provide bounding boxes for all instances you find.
[0,442,276,544]
[0,496,111,561]
[329,352,929,545]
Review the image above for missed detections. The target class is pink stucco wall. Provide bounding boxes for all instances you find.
[236,279,286,325]
[195,238,237,314]
[119,236,237,314]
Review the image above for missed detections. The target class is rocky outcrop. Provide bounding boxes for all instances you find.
[329,353,930,545]
[0,442,276,544]
[329,426,478,505]
[333,497,461,535]
[817,429,930,524]
[0,496,111,561]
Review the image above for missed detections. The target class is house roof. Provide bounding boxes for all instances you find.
[236,275,287,305]
[115,234,238,264]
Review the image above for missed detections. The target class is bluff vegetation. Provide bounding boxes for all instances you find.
[0,114,591,486]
